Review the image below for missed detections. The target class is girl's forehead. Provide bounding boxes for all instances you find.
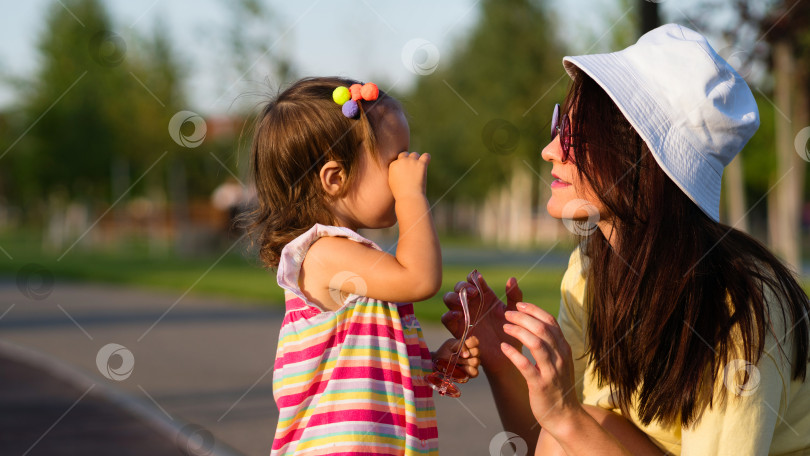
[374,139,402,162]
[374,109,408,138]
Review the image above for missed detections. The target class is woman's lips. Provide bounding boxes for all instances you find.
[551,179,571,188]
[551,172,571,188]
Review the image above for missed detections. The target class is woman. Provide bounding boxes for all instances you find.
[443,24,810,454]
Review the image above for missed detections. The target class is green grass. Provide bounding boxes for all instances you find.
[7,229,803,325]
[420,264,564,321]
[0,230,565,322]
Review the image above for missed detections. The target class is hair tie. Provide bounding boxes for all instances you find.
[332,82,379,118]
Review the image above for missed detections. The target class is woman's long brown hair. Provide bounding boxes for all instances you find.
[246,77,401,268]
[565,68,810,427]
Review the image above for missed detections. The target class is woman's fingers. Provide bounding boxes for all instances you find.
[504,312,556,352]
[503,322,556,367]
[500,342,540,383]
[516,302,561,329]
[506,302,569,355]
[504,309,547,336]
[443,290,462,311]
[505,277,524,311]
[467,270,487,295]
[440,310,463,338]
[467,270,495,304]
[504,311,555,350]
[440,290,466,339]
[453,280,476,297]
[442,289,465,337]
[499,304,579,431]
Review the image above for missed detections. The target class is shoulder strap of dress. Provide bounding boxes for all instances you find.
[276,224,381,304]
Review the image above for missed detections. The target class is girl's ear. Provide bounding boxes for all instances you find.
[319,160,345,196]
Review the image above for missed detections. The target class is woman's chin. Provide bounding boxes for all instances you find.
[545,199,564,220]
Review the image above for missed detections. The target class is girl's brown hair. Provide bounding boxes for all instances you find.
[565,68,809,427]
[247,77,401,268]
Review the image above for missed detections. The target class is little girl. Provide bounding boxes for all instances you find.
[247,77,477,455]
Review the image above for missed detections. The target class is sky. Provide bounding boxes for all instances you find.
[0,0,697,115]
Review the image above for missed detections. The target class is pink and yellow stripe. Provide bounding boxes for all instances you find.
[270,294,439,455]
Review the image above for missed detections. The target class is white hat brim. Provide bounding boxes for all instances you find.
[562,54,722,222]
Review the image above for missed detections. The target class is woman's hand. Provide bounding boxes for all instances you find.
[441,271,524,373]
[500,301,582,436]
[432,336,481,379]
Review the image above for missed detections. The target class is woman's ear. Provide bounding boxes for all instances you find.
[319,160,345,196]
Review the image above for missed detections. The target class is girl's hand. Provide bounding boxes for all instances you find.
[500,302,581,435]
[441,271,524,374]
[432,336,481,379]
[388,152,429,201]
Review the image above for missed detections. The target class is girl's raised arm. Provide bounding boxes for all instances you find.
[305,152,441,305]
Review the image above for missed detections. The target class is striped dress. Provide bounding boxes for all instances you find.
[271,224,439,455]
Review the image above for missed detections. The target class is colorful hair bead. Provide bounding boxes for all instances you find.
[333,82,379,118]
[349,84,363,101]
[342,99,359,118]
[332,86,351,105]
[360,83,379,101]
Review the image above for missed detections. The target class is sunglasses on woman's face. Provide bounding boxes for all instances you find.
[551,103,573,162]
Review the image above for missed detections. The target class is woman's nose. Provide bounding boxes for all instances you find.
[541,135,563,163]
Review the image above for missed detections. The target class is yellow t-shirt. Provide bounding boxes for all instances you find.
[558,248,810,455]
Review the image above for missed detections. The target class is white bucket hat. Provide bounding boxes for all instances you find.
[562,23,760,222]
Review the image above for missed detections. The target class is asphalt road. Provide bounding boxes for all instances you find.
[0,279,507,456]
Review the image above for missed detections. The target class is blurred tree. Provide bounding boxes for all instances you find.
[559,0,638,56]
[639,1,660,35]
[10,0,125,204]
[125,20,188,172]
[406,0,565,207]
[206,0,294,183]
[224,0,294,85]
[6,0,187,209]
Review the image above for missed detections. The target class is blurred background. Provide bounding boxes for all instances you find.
[0,1,808,455]
[0,0,808,305]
